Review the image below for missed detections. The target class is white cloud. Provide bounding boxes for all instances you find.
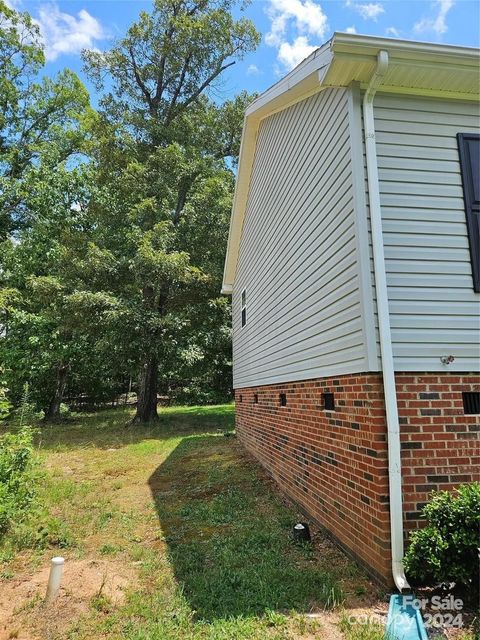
[265,0,328,46]
[35,3,106,61]
[386,26,400,37]
[414,0,453,36]
[265,0,328,71]
[346,1,385,21]
[247,64,261,76]
[277,36,318,69]
[345,25,357,33]
[357,2,384,19]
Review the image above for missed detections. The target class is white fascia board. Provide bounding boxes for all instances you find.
[245,42,333,118]
[221,114,259,294]
[330,32,479,61]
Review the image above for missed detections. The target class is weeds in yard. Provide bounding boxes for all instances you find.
[339,612,389,640]
[0,404,372,640]
[0,427,39,537]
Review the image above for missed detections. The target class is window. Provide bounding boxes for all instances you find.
[279,393,287,406]
[253,393,258,404]
[457,133,480,292]
[463,392,480,415]
[323,393,335,411]
[241,289,247,327]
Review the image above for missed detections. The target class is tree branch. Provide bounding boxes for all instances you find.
[173,171,200,225]
[165,59,236,125]
[153,2,181,107]
[128,46,155,114]
[164,52,192,123]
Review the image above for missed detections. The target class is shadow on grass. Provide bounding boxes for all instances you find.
[33,404,235,451]
[149,434,343,622]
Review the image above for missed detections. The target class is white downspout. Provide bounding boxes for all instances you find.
[363,50,410,593]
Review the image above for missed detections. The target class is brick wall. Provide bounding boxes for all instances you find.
[397,374,480,531]
[235,372,479,585]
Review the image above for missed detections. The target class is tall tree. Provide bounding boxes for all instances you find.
[0,1,89,238]
[0,0,95,417]
[83,0,259,422]
[0,160,119,417]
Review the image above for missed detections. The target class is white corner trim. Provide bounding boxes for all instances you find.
[347,82,379,371]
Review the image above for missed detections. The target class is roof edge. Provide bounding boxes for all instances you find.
[331,32,480,59]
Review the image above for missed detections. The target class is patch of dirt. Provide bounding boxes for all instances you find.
[0,557,137,640]
[299,612,345,640]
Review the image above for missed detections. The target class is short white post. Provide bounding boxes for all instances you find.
[45,556,64,603]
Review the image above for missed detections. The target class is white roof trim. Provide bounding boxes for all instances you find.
[221,33,480,294]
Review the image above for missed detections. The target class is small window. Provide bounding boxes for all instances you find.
[457,133,480,292]
[241,289,247,327]
[253,393,258,404]
[463,392,480,415]
[323,393,335,411]
[239,395,243,403]
[279,393,287,407]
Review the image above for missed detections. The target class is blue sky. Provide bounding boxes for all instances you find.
[8,0,480,101]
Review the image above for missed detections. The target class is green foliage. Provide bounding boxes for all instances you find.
[0,0,259,419]
[0,375,11,421]
[83,0,259,135]
[404,483,480,589]
[0,1,90,237]
[0,388,10,422]
[79,0,259,420]
[162,298,232,404]
[0,427,38,536]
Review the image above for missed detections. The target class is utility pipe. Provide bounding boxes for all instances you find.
[45,556,64,603]
[363,50,410,592]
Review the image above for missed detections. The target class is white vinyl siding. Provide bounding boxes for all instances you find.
[232,88,369,389]
[374,93,480,371]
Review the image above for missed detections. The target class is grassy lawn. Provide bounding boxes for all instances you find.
[0,405,386,640]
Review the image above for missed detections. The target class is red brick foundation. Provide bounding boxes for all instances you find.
[397,374,480,531]
[235,372,479,585]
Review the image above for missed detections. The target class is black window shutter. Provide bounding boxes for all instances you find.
[457,133,480,292]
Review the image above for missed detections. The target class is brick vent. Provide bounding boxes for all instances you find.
[235,372,479,585]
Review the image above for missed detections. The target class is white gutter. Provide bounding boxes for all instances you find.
[363,50,410,593]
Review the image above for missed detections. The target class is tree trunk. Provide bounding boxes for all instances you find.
[124,376,132,406]
[45,362,69,421]
[133,356,158,423]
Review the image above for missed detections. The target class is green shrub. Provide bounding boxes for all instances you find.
[170,380,232,406]
[59,403,71,418]
[0,427,38,537]
[0,387,11,422]
[16,515,75,550]
[404,483,480,590]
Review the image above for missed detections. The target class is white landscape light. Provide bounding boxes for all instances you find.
[45,556,65,603]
